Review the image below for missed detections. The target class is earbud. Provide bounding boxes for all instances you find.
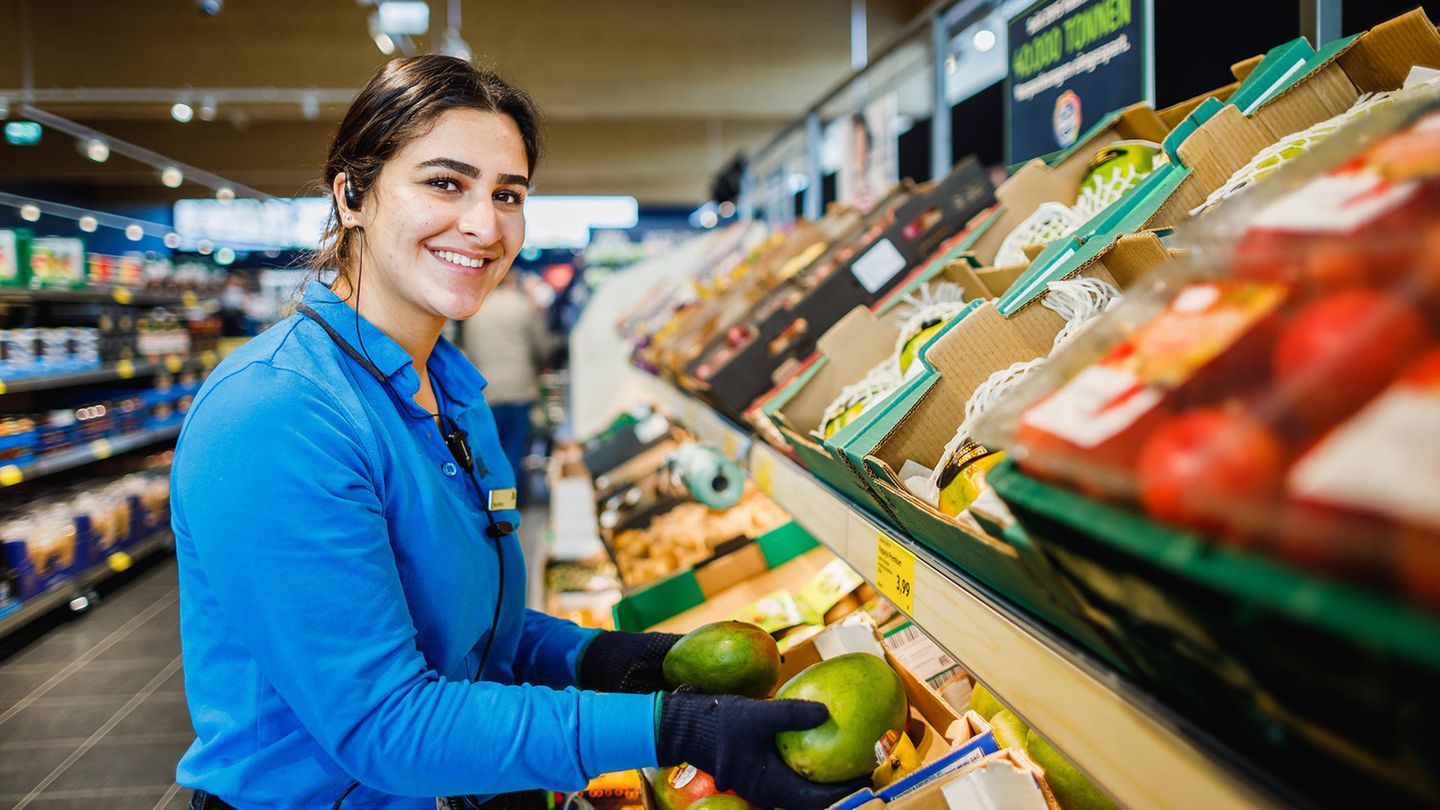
[343,180,362,212]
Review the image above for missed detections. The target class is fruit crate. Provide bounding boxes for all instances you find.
[987,457,1440,808]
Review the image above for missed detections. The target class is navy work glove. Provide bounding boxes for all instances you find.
[657,692,870,810]
[577,630,682,693]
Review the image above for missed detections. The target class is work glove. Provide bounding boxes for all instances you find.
[657,692,870,810]
[577,630,682,693]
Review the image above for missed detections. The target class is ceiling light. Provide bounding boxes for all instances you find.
[83,137,110,162]
[215,246,236,265]
[78,215,98,232]
[197,239,213,255]
[19,204,41,222]
[301,91,320,121]
[699,210,718,229]
[164,232,182,249]
[718,201,736,218]
[161,166,185,188]
[125,224,145,241]
[972,29,997,53]
[199,95,218,121]
[171,102,194,123]
[374,32,396,55]
[216,186,236,203]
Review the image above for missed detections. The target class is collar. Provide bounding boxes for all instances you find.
[300,280,418,393]
[299,281,489,407]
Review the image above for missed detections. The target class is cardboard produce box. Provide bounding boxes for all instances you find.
[879,749,1060,810]
[829,234,1176,669]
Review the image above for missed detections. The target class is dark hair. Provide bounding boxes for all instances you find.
[312,56,542,275]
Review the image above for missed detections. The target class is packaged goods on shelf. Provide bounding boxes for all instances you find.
[0,229,31,288]
[972,93,1440,807]
[608,485,789,589]
[0,464,170,613]
[28,237,86,290]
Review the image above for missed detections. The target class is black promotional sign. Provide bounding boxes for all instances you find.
[1005,0,1150,165]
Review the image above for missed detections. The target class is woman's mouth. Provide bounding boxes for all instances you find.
[429,248,490,274]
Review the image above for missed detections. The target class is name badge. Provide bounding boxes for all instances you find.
[487,488,517,511]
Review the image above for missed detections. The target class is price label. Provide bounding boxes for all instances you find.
[181,290,198,306]
[875,533,916,615]
[116,359,136,379]
[0,465,23,487]
[0,379,7,395]
[91,438,113,460]
[112,287,134,305]
[164,355,183,373]
[754,453,775,496]
[107,552,133,573]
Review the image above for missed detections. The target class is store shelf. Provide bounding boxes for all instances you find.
[0,353,218,395]
[643,377,1278,810]
[0,528,174,639]
[0,424,183,489]
[0,286,217,308]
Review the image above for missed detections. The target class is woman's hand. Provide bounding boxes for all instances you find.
[657,692,869,810]
[577,631,682,693]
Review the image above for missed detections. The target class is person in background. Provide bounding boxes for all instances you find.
[462,269,553,507]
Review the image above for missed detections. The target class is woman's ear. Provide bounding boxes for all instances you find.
[333,172,361,229]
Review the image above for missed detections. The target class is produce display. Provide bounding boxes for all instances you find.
[611,486,789,588]
[993,98,1440,597]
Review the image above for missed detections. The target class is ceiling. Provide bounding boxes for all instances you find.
[0,0,932,207]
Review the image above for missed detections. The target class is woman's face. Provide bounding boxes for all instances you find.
[340,108,529,324]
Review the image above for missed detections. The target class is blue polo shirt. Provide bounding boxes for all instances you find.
[171,281,657,808]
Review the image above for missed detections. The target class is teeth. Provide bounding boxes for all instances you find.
[434,249,484,269]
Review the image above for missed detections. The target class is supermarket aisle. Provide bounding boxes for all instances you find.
[0,556,191,809]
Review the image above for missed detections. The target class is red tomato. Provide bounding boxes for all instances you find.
[1135,407,1288,542]
[1271,291,1433,432]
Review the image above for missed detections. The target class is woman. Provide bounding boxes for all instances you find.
[172,57,863,810]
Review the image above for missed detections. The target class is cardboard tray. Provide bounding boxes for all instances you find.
[684,159,996,421]
[987,457,1440,808]
[611,521,821,631]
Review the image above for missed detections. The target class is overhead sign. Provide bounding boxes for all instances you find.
[1005,0,1150,165]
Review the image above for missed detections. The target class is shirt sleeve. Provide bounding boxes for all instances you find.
[512,609,601,688]
[174,361,657,796]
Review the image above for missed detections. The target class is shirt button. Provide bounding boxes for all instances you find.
[442,462,459,477]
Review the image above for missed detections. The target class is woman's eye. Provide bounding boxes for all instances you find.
[496,190,524,205]
[429,177,461,192]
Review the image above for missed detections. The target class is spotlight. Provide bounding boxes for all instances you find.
[197,239,213,255]
[78,215,98,232]
[374,32,396,55]
[199,95,218,121]
[83,137,110,162]
[171,102,194,123]
[19,204,40,222]
[125,224,145,241]
[972,29,997,52]
[216,186,235,203]
[216,247,236,265]
[718,201,736,218]
[161,166,184,188]
[699,210,718,229]
[164,232,182,249]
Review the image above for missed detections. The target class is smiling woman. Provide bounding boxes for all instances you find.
[168,54,853,810]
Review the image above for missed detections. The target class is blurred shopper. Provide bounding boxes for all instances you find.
[462,270,552,507]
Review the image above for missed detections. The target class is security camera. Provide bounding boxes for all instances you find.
[195,0,223,16]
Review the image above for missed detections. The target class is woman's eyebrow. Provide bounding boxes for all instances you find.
[416,157,480,177]
[497,173,530,187]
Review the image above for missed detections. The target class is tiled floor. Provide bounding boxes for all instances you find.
[0,557,191,810]
[0,504,550,809]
